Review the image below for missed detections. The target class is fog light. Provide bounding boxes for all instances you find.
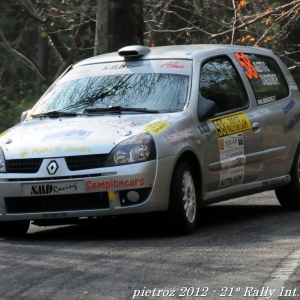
[119,188,152,207]
[127,191,140,202]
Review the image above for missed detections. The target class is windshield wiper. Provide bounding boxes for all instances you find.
[84,106,159,114]
[31,110,80,118]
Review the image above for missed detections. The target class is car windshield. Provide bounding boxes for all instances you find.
[31,73,190,115]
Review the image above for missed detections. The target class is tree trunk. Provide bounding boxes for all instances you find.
[94,0,143,55]
[35,28,48,100]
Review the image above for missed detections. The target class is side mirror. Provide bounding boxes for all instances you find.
[197,97,217,122]
[20,110,31,122]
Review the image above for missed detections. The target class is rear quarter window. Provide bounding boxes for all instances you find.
[234,53,289,105]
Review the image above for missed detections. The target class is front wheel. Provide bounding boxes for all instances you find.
[275,145,300,210]
[0,220,30,236]
[168,161,198,234]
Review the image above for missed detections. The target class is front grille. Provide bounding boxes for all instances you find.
[6,158,43,173]
[65,154,109,171]
[7,173,106,182]
[6,154,109,173]
[5,192,109,213]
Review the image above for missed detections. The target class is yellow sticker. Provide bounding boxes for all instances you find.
[20,151,28,158]
[144,121,170,134]
[211,112,251,137]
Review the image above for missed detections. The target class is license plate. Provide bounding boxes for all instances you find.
[22,181,84,196]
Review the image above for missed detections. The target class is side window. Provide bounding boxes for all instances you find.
[234,53,289,105]
[199,57,248,114]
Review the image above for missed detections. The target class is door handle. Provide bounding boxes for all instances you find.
[252,122,261,131]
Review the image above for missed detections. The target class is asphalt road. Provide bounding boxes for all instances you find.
[1,191,300,300]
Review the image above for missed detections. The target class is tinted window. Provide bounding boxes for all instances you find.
[200,57,248,113]
[234,53,289,105]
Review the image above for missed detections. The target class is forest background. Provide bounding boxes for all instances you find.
[1,0,300,133]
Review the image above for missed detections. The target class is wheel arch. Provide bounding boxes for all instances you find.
[171,150,202,205]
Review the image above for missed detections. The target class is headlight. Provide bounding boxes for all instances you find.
[105,133,156,166]
[0,148,6,172]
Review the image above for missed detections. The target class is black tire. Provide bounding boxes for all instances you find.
[275,145,300,210]
[168,161,198,234]
[0,220,30,236]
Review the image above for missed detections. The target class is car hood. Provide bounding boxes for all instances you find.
[0,114,176,159]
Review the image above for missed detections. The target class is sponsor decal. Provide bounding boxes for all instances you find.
[238,133,243,145]
[85,178,145,191]
[282,100,296,114]
[221,156,246,171]
[62,60,190,80]
[224,136,238,148]
[220,174,243,187]
[66,146,92,153]
[212,112,251,137]
[284,112,300,134]
[262,175,289,186]
[160,61,185,69]
[103,120,141,128]
[20,151,28,158]
[164,127,192,141]
[32,147,61,154]
[286,76,299,90]
[222,133,243,147]
[28,146,92,155]
[171,136,195,146]
[30,183,78,195]
[102,62,151,71]
[27,119,141,134]
[206,130,216,141]
[259,74,279,86]
[41,129,92,142]
[257,95,276,105]
[219,134,243,154]
[144,121,170,134]
[197,124,210,134]
[219,133,244,188]
[234,53,258,79]
[252,61,270,72]
[22,181,82,196]
[219,139,224,151]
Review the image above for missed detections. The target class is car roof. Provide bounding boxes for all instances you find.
[74,44,274,67]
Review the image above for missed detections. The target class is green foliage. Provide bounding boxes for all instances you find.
[0,81,36,132]
[41,32,48,38]
[0,0,95,131]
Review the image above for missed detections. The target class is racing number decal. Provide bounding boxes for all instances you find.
[234,53,259,79]
[212,112,252,137]
[213,119,227,137]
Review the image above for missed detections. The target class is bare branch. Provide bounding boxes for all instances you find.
[0,30,46,81]
[210,0,300,40]
[144,27,195,34]
[162,9,212,37]
[231,0,237,45]
[15,0,43,23]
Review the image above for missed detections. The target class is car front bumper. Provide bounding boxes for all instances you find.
[0,157,175,222]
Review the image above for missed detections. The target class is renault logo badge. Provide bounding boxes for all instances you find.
[47,161,59,175]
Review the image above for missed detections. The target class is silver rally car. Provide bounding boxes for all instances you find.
[0,44,300,235]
